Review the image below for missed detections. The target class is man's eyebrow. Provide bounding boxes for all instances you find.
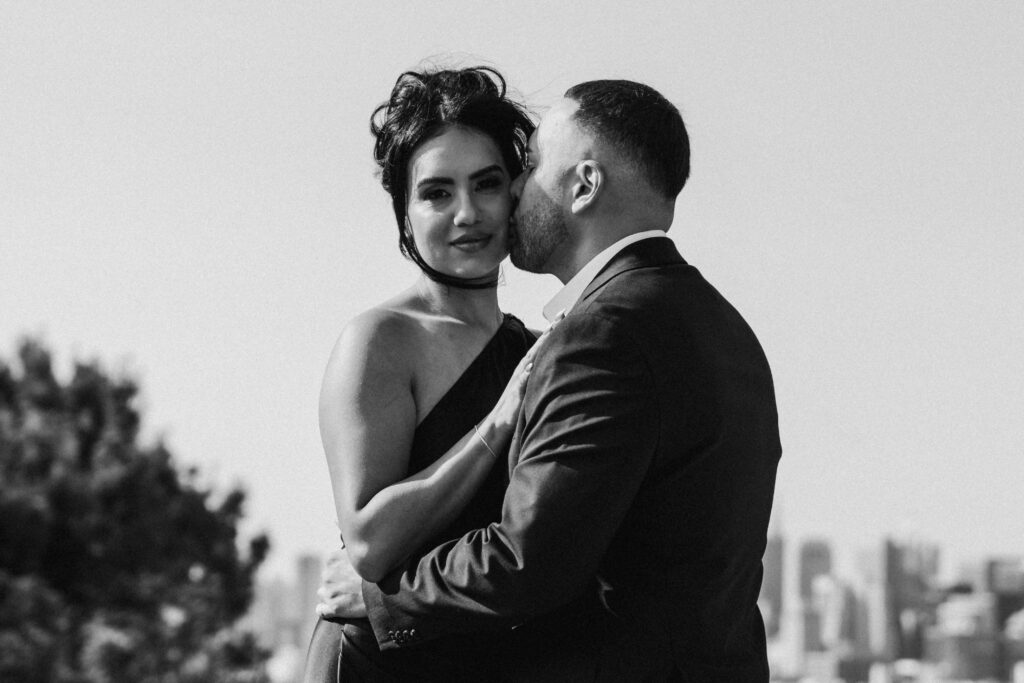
[415,165,504,189]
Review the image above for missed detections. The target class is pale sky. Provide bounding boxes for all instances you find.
[2,2,1022,580]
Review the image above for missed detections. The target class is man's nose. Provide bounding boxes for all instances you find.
[453,192,479,225]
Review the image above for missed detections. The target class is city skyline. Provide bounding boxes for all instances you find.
[251,533,1024,682]
[2,3,1023,578]
[758,531,1024,681]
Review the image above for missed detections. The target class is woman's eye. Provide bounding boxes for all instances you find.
[423,188,449,201]
[477,177,503,191]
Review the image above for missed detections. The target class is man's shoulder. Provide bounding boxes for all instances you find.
[572,258,771,377]
[574,257,707,325]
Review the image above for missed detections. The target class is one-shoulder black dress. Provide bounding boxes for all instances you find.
[303,314,536,682]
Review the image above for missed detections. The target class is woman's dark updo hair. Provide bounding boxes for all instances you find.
[371,66,534,289]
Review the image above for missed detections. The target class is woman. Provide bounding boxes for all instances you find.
[303,66,544,681]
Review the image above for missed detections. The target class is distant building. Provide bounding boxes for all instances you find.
[847,589,873,658]
[986,557,1024,628]
[860,537,940,661]
[242,553,326,683]
[800,539,832,600]
[817,575,858,655]
[243,576,300,650]
[1005,609,1024,682]
[761,530,784,638]
[988,559,1024,679]
[924,592,1000,680]
[296,554,323,650]
[798,539,832,654]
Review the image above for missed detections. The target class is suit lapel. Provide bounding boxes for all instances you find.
[578,236,686,304]
[506,236,685,475]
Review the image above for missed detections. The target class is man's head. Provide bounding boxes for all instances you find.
[510,80,689,280]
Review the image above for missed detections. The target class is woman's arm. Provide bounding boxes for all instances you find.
[319,311,538,583]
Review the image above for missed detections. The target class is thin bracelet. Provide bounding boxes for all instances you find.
[473,423,499,459]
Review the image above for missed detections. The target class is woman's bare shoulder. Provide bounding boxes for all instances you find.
[328,302,425,375]
[344,305,419,345]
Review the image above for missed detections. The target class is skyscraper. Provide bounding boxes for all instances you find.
[761,530,784,638]
[861,537,940,661]
[296,553,323,650]
[985,557,1024,628]
[798,539,833,654]
[800,539,833,600]
[924,592,1000,680]
[984,557,1024,678]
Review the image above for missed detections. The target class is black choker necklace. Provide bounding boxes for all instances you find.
[421,264,499,290]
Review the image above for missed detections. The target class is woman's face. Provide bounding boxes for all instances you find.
[405,126,512,281]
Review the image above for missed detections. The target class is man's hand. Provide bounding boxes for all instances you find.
[315,547,367,619]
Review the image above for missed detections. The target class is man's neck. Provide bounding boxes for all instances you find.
[542,229,668,322]
[554,222,670,284]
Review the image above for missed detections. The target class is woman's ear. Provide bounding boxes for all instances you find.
[570,160,602,215]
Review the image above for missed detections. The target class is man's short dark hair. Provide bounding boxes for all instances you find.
[564,80,689,199]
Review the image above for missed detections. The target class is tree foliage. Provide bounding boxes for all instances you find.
[0,338,271,682]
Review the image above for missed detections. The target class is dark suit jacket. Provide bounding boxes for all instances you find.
[363,236,782,681]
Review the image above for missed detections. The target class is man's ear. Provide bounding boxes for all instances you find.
[570,160,602,215]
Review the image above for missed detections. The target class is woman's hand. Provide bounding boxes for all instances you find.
[486,319,559,434]
[315,547,367,620]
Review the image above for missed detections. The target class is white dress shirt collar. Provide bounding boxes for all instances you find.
[542,230,668,322]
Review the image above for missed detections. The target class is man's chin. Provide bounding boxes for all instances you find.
[509,249,542,274]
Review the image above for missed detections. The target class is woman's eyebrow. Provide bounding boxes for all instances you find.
[414,174,454,189]
[468,164,505,179]
[415,165,504,189]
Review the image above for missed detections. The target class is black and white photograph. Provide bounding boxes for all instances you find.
[2,3,1022,681]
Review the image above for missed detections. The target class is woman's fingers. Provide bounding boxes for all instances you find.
[525,317,561,361]
[511,316,561,377]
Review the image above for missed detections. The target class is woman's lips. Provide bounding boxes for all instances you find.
[450,235,492,252]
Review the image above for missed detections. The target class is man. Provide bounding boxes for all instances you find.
[324,80,781,681]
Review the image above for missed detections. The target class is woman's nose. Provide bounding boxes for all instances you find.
[453,193,479,225]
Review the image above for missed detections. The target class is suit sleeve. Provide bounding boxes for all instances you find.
[363,312,658,649]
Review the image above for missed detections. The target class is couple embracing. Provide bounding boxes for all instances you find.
[303,65,781,682]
